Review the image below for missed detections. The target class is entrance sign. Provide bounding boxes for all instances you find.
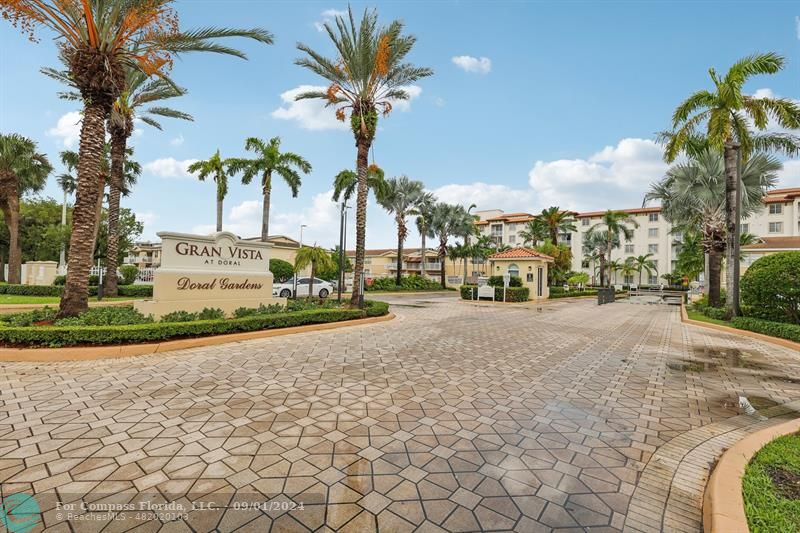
[477,285,495,300]
[135,231,282,319]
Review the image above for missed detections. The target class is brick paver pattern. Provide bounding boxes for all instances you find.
[1,294,799,532]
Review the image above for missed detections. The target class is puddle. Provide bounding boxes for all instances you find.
[744,396,780,410]
[667,359,718,372]
[692,347,768,370]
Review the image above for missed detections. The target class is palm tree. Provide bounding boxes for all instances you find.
[519,218,548,246]
[587,211,638,287]
[630,254,657,285]
[675,231,704,282]
[1,1,273,318]
[227,137,312,242]
[332,166,387,205]
[295,6,433,305]
[644,149,779,307]
[606,260,623,285]
[428,203,473,289]
[189,151,235,232]
[536,207,577,245]
[413,193,436,279]
[470,234,495,277]
[582,231,619,288]
[621,260,637,286]
[0,135,52,284]
[295,245,336,299]
[664,52,800,317]
[375,176,425,285]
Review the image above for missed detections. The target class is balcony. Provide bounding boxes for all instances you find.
[388,262,441,271]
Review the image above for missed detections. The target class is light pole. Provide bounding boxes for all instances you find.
[294,224,307,297]
[337,202,351,302]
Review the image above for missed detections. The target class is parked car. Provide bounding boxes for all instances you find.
[273,277,333,298]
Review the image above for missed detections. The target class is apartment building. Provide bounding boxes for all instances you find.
[474,186,800,284]
[345,248,448,280]
[124,242,162,269]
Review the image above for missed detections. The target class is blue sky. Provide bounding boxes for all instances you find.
[1,1,799,248]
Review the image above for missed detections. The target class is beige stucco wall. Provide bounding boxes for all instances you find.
[489,258,550,300]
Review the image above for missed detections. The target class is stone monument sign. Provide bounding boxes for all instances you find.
[135,231,282,319]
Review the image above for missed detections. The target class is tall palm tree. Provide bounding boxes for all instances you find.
[295,6,433,305]
[413,192,436,279]
[519,218,548,246]
[587,211,638,287]
[295,245,336,299]
[227,137,312,242]
[375,176,425,285]
[675,231,704,282]
[189,151,235,232]
[536,207,577,245]
[664,52,800,317]
[607,259,624,285]
[1,1,273,318]
[332,166,387,205]
[428,203,473,289]
[645,149,779,306]
[630,254,657,285]
[582,231,619,288]
[0,135,52,284]
[621,260,637,286]
[469,234,495,277]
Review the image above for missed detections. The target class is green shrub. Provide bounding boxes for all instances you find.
[117,285,153,298]
[703,306,728,321]
[88,275,100,286]
[460,285,529,302]
[732,317,800,343]
[0,301,390,348]
[741,252,800,324]
[269,258,294,283]
[160,310,198,323]
[54,306,153,326]
[0,307,57,327]
[287,298,338,311]
[0,284,62,296]
[367,275,442,292]
[487,275,522,288]
[53,275,66,286]
[549,289,598,299]
[233,303,284,318]
[119,265,138,285]
[567,272,589,286]
[197,307,225,320]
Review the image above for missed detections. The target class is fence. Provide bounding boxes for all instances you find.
[55,265,157,284]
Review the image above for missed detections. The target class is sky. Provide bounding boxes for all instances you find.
[1,1,799,249]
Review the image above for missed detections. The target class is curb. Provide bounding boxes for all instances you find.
[0,313,395,363]
[703,417,800,533]
[680,304,800,352]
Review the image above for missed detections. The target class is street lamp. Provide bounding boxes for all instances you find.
[294,224,308,297]
[337,202,351,302]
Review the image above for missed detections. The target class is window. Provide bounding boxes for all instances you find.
[741,223,749,234]
[581,260,590,268]
[769,222,783,233]
[582,218,590,226]
[648,228,659,238]
[648,275,658,285]
[648,213,659,222]
[624,275,634,285]
[624,244,635,254]
[508,264,520,279]
[507,223,516,231]
[769,203,783,215]
[508,235,516,244]
[648,244,659,254]
[491,224,503,236]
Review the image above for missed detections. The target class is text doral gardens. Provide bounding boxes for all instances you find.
[176,277,263,291]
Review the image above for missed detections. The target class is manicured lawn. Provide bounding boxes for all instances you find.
[0,295,139,305]
[686,308,730,327]
[743,431,800,532]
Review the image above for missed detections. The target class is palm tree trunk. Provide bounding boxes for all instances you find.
[261,172,271,242]
[708,247,723,308]
[103,131,126,297]
[216,190,223,232]
[0,252,5,283]
[439,238,447,289]
[309,261,315,299]
[420,228,427,280]
[723,141,738,317]
[395,216,404,285]
[91,173,105,259]
[0,195,21,285]
[59,188,68,267]
[58,100,107,318]
[639,269,643,286]
[350,139,371,306]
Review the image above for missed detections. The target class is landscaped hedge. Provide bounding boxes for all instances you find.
[549,289,598,299]
[0,300,389,348]
[741,252,800,325]
[460,285,530,302]
[0,283,153,298]
[367,275,444,292]
[731,317,800,344]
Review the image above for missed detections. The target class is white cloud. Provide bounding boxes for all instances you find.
[431,182,535,213]
[527,138,668,211]
[778,160,800,188]
[452,55,492,74]
[169,134,184,146]
[135,211,159,238]
[143,157,198,179]
[272,84,422,130]
[46,111,81,148]
[314,8,347,32]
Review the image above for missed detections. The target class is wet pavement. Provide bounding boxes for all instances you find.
[0,293,798,532]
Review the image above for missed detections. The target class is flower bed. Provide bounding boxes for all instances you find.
[0,300,389,348]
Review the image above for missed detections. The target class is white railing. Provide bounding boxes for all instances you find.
[54,265,158,284]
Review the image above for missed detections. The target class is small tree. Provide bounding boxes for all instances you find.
[269,258,294,283]
[741,252,800,324]
[295,245,336,298]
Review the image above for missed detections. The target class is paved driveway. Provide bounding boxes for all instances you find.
[1,294,799,532]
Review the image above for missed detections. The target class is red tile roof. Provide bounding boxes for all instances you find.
[575,207,661,218]
[742,237,800,250]
[489,247,554,261]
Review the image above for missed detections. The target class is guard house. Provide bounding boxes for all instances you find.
[488,247,553,300]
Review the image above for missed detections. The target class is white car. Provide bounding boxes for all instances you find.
[273,277,333,299]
